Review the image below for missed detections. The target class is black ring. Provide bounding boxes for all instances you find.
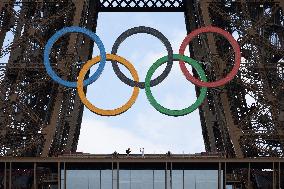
[111,26,174,89]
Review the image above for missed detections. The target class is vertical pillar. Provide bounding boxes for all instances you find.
[170,162,172,189]
[184,0,217,153]
[4,162,6,189]
[223,162,226,189]
[218,162,221,189]
[248,163,251,189]
[8,162,11,189]
[273,162,275,189]
[58,162,61,189]
[100,170,102,189]
[279,162,281,189]
[112,161,118,189]
[117,162,119,189]
[182,169,185,189]
[152,170,155,189]
[64,0,100,153]
[64,162,66,189]
[199,0,243,158]
[165,162,167,189]
[41,0,89,157]
[34,162,37,189]
[112,162,113,189]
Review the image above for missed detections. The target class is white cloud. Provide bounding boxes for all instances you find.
[133,109,205,153]
[77,119,173,154]
[78,109,205,154]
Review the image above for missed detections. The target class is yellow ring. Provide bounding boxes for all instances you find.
[77,54,139,116]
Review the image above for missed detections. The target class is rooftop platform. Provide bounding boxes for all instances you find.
[0,153,283,162]
[0,154,283,188]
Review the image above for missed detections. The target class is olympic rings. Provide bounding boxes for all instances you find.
[179,26,241,88]
[44,26,106,88]
[77,54,139,116]
[111,26,174,89]
[145,54,207,117]
[43,26,241,117]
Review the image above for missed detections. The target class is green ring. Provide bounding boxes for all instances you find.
[145,54,208,117]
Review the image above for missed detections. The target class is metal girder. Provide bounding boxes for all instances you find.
[0,0,99,157]
[184,0,284,158]
[99,0,185,12]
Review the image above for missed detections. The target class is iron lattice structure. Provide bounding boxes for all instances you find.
[0,0,283,162]
[184,0,284,158]
[0,0,99,157]
[99,0,184,11]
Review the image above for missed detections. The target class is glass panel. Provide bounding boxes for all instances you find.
[12,162,34,189]
[66,170,100,189]
[225,162,248,189]
[119,170,153,189]
[184,170,219,189]
[37,162,58,189]
[132,170,153,189]
[119,163,165,189]
[102,170,112,189]
[172,170,183,189]
[119,170,130,189]
[251,162,273,188]
[62,162,112,189]
[154,170,165,189]
[173,162,221,189]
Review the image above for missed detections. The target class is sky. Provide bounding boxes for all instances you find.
[77,12,205,154]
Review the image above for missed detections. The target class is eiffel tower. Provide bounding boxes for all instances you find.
[0,0,283,159]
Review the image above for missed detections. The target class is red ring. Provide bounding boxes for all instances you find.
[179,26,241,88]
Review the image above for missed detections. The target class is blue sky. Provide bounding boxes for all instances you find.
[77,13,205,154]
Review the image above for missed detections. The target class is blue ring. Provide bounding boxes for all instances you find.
[43,26,106,88]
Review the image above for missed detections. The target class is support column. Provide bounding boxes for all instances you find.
[40,0,85,155]
[223,163,226,189]
[58,162,61,189]
[34,162,36,189]
[64,0,100,153]
[218,162,221,189]
[170,162,172,189]
[117,162,119,189]
[165,162,167,189]
[64,162,66,189]
[184,0,218,153]
[198,0,243,158]
[182,169,184,189]
[273,162,276,189]
[4,162,6,189]
[8,162,11,189]
[248,163,251,189]
[279,162,281,189]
